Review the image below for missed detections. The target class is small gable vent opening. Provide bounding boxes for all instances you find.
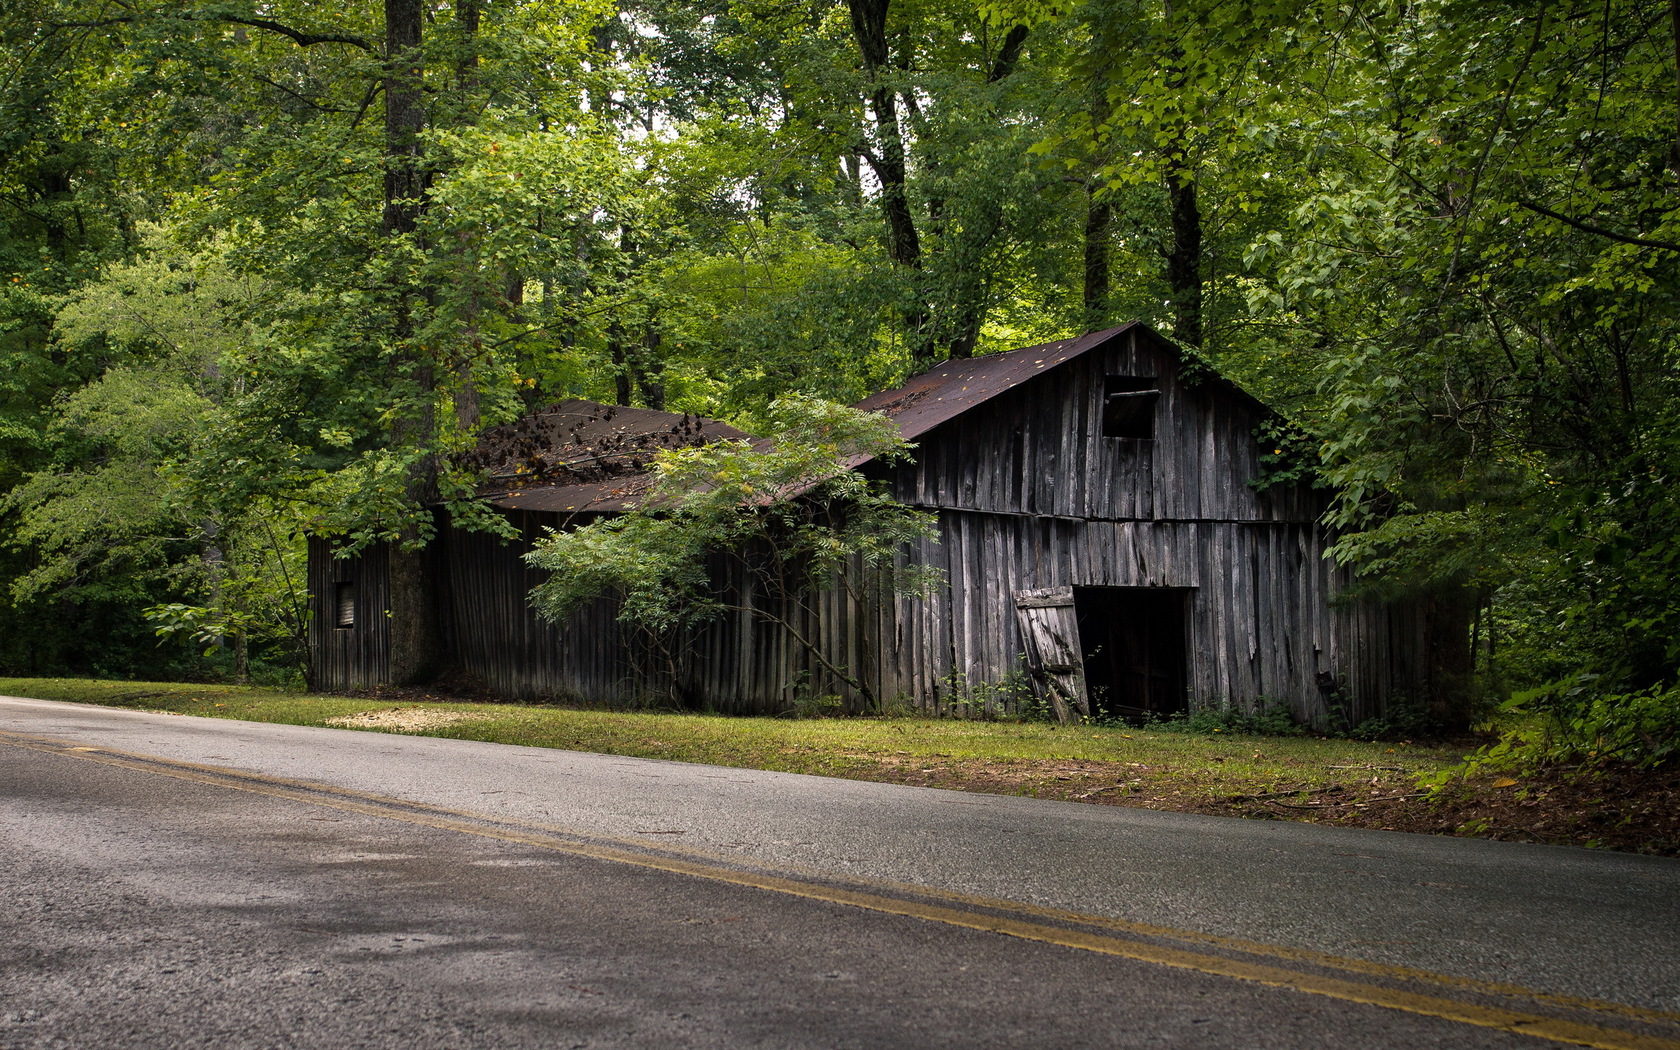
[1102,376,1160,439]
[334,581,356,629]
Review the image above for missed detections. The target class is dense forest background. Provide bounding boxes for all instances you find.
[1,0,1675,754]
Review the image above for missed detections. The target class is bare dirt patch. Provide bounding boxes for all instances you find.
[325,708,491,733]
[827,753,1680,856]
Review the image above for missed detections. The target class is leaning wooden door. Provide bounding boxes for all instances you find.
[1013,588,1091,723]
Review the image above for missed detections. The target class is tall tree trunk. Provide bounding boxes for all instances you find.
[636,328,666,410]
[450,0,488,437]
[1080,16,1118,335]
[382,0,426,240]
[1670,0,1680,174]
[1165,171,1202,347]
[987,23,1030,83]
[39,164,73,265]
[234,629,250,683]
[386,542,439,684]
[382,0,441,686]
[1084,194,1112,328]
[847,0,932,363]
[456,0,481,88]
[610,320,632,406]
[848,0,920,270]
[201,516,226,667]
[939,222,1000,359]
[924,25,1036,360]
[946,307,981,359]
[1159,4,1203,349]
[838,154,864,211]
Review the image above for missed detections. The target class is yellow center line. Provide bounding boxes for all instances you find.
[4,728,1677,1050]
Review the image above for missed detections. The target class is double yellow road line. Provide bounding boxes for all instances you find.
[5,728,1677,1050]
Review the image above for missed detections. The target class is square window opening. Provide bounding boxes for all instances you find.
[1103,376,1160,439]
[334,581,356,629]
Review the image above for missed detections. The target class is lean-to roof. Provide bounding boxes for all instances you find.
[469,399,745,515]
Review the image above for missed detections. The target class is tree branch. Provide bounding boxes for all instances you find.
[987,23,1029,83]
[349,81,383,130]
[253,74,349,113]
[1517,199,1680,253]
[47,13,375,53]
[219,15,376,52]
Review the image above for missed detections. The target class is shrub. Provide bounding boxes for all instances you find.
[1146,700,1304,736]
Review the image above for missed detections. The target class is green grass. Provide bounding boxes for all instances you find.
[0,677,1470,805]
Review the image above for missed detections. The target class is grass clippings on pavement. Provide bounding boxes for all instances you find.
[3,677,1673,855]
[323,708,494,732]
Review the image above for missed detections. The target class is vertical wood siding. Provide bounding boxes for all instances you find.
[441,513,643,703]
[344,515,1437,721]
[307,538,390,691]
[815,512,1437,724]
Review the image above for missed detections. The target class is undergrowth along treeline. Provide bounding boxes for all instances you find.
[0,1,1675,772]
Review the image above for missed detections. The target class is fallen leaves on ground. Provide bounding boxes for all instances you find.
[324,708,492,732]
[805,753,1680,856]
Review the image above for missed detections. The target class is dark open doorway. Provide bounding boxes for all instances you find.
[1073,587,1191,721]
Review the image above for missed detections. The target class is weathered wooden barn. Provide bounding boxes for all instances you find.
[309,323,1465,725]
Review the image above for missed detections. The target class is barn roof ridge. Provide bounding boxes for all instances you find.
[841,321,1273,476]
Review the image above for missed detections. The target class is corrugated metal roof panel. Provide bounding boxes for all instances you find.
[853,324,1138,440]
[491,476,656,515]
[467,399,746,514]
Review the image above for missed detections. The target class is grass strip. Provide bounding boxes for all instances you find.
[0,677,1462,811]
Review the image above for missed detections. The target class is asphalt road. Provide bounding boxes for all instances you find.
[2,696,1677,1050]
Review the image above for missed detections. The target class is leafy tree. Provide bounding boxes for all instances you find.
[1220,0,1680,746]
[526,396,940,709]
[1,228,311,680]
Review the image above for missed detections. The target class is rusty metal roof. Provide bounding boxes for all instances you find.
[492,475,659,515]
[849,322,1271,462]
[852,324,1141,440]
[468,399,746,515]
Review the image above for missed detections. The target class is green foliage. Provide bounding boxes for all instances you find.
[1507,678,1680,771]
[1145,701,1304,738]
[937,666,1041,721]
[0,225,311,678]
[1419,678,1680,800]
[1146,697,1465,743]
[527,396,941,705]
[649,226,904,414]
[3,367,204,601]
[1339,701,1462,744]
[1151,0,1680,762]
[1248,415,1321,493]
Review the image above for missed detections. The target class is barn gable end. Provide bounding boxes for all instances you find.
[865,324,1320,523]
